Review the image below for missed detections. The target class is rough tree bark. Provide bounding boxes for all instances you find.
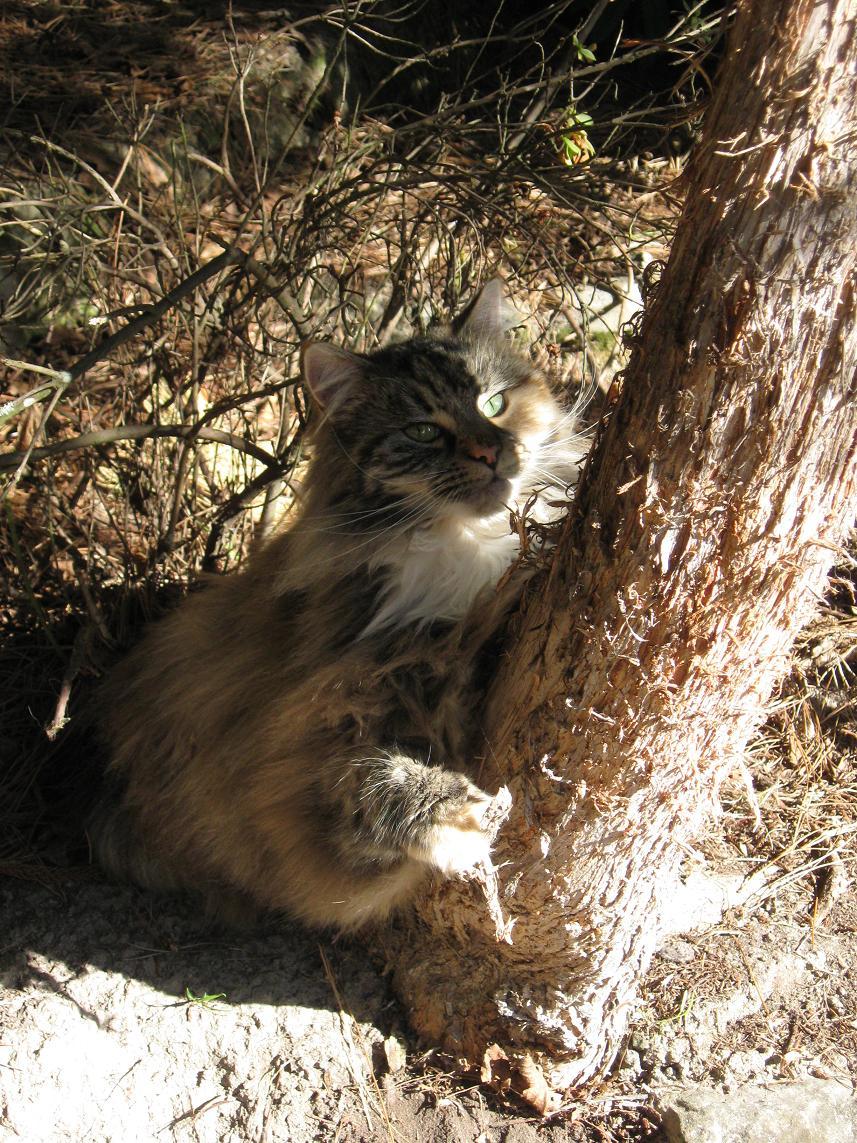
[387,0,857,1100]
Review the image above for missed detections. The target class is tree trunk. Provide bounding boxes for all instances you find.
[386,0,857,1099]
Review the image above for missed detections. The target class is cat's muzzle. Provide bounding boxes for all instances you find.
[463,474,513,516]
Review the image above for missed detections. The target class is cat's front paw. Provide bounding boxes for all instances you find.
[410,781,494,876]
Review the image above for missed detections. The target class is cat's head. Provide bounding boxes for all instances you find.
[301,280,565,524]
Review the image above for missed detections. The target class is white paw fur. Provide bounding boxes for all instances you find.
[409,798,494,876]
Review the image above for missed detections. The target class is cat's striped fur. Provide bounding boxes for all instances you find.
[88,280,588,929]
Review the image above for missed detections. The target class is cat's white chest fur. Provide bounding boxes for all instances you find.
[363,515,519,636]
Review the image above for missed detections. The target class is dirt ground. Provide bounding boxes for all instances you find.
[2,851,855,1141]
[0,875,655,1142]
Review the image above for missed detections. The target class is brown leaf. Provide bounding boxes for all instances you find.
[516,1054,561,1116]
[480,1043,510,1087]
[383,1035,407,1074]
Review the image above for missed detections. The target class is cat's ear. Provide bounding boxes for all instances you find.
[453,278,519,340]
[301,341,366,412]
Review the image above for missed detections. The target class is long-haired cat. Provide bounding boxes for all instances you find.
[88,280,588,929]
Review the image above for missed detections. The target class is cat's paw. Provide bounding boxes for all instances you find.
[410,782,494,876]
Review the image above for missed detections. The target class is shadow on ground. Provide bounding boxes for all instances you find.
[0,875,386,1019]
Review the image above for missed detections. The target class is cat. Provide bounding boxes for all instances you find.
[87,279,589,930]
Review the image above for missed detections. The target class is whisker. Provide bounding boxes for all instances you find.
[524,474,581,503]
[329,498,437,562]
[301,501,420,535]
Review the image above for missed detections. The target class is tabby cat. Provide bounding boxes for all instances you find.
[88,280,588,929]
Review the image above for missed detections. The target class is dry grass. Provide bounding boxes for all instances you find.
[722,549,857,912]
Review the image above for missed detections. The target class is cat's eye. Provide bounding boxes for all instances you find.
[480,391,507,418]
[404,422,442,443]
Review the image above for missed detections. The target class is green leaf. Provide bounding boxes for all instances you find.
[185,987,227,1006]
[571,35,596,64]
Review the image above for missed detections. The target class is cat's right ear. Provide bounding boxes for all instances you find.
[452,277,519,341]
[301,342,366,413]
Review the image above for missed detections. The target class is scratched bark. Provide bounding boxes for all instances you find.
[387,0,857,1095]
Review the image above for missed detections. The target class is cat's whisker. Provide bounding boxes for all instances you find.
[327,500,437,562]
[528,467,582,491]
[309,502,409,522]
[550,408,582,427]
[542,432,591,451]
[304,476,445,531]
[257,500,438,581]
[302,476,436,526]
[303,500,423,535]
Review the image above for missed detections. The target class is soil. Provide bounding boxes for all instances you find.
[2,855,855,1141]
[0,876,652,1142]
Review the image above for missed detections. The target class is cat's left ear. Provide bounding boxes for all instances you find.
[453,278,520,340]
[301,341,366,412]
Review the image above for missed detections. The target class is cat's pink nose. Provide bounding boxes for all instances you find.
[465,441,498,467]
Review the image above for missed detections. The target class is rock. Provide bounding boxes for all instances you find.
[659,869,769,938]
[382,1034,407,1074]
[666,1038,691,1067]
[725,1049,768,1083]
[0,880,390,1143]
[616,1047,642,1077]
[659,938,697,964]
[658,1078,857,1143]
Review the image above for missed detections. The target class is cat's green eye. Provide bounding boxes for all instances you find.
[480,391,507,418]
[404,422,442,443]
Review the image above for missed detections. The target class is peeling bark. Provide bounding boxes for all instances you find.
[386,0,857,1094]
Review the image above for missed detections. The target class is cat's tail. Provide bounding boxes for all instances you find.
[85,773,185,891]
[29,701,107,867]
[87,775,260,926]
[33,715,166,889]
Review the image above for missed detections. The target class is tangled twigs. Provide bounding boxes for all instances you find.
[0,0,716,595]
[0,247,307,492]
